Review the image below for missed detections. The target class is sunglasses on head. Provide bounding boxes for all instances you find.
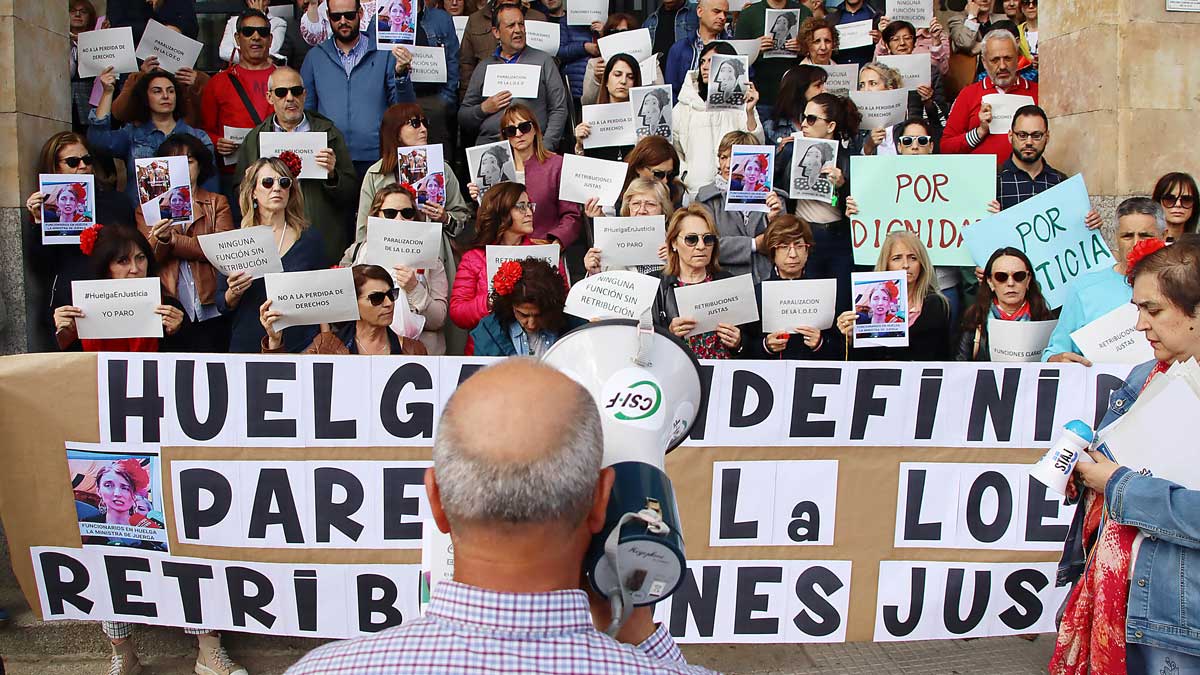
[380,207,418,219]
[991,270,1029,283]
[260,176,293,190]
[366,288,400,306]
[500,121,535,138]
[899,135,932,147]
[406,116,429,129]
[680,233,717,247]
[802,113,830,126]
[1162,193,1196,208]
[61,154,94,168]
[238,25,271,38]
[272,85,305,98]
[328,10,358,22]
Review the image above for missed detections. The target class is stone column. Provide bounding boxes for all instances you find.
[0,2,71,354]
[1042,1,1200,230]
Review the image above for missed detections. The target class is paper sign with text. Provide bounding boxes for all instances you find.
[764,10,803,58]
[819,62,859,97]
[988,318,1058,362]
[878,53,930,88]
[789,137,839,201]
[77,27,138,77]
[761,279,838,332]
[222,126,251,166]
[1070,302,1154,364]
[582,103,637,149]
[851,270,908,348]
[198,227,284,279]
[482,64,541,98]
[360,218,443,269]
[485,243,561,293]
[567,0,607,25]
[134,19,203,73]
[408,45,448,83]
[258,132,328,180]
[565,271,659,320]
[593,215,666,267]
[524,20,561,56]
[849,88,911,130]
[264,268,361,330]
[39,174,96,245]
[599,28,652,62]
[71,277,163,339]
[559,154,627,206]
[981,93,1036,134]
[835,20,873,49]
[886,0,933,26]
[673,274,759,336]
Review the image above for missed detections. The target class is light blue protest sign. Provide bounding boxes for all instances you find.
[961,174,1113,309]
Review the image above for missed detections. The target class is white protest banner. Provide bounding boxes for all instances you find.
[39,174,96,245]
[723,39,763,63]
[71,277,163,339]
[886,0,934,26]
[789,137,839,201]
[706,54,749,111]
[258,132,328,180]
[559,154,627,206]
[453,15,468,43]
[524,20,561,56]
[564,270,659,320]
[878,53,931,88]
[835,20,873,49]
[77,27,138,78]
[134,155,192,227]
[726,145,776,213]
[582,103,637,149]
[375,0,418,48]
[598,28,652,62]
[1070,303,1155,364]
[264,268,360,330]
[851,270,908,348]
[408,45,448,83]
[482,63,541,98]
[673,274,759,336]
[962,175,1112,309]
[593,215,666,267]
[197,226,284,279]
[360,218,443,269]
[222,126,251,166]
[819,63,859,97]
[630,85,672,140]
[134,19,203,73]
[567,0,607,25]
[763,10,802,58]
[988,318,1058,362]
[485,243,561,293]
[849,88,910,129]
[981,93,1036,134]
[761,279,838,333]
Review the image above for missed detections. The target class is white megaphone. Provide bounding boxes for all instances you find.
[540,317,706,636]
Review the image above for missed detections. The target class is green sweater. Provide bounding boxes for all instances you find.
[734,0,811,107]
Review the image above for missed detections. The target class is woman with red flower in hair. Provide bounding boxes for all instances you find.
[468,258,584,356]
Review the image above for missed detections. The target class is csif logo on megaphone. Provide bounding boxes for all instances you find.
[602,369,665,427]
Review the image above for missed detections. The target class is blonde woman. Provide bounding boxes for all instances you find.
[583,178,673,275]
[834,230,950,361]
[218,157,325,352]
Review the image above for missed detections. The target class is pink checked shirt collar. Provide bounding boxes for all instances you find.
[427,580,597,635]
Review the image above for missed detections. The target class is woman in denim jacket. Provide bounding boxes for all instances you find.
[1052,234,1200,674]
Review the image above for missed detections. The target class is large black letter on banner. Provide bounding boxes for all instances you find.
[380,363,434,439]
[913,368,943,440]
[383,467,425,541]
[162,562,214,624]
[967,368,1021,442]
[174,360,228,441]
[850,368,901,440]
[226,566,277,628]
[179,468,232,540]
[733,567,781,635]
[881,567,924,637]
[901,470,942,541]
[106,358,164,442]
[313,363,357,439]
[1092,373,1124,429]
[356,573,404,632]
[669,565,721,638]
[718,468,758,540]
[247,468,305,543]
[105,555,157,617]
[38,551,93,615]
[1032,369,1061,442]
[1024,478,1069,543]
[998,568,1048,631]
[965,471,1013,543]
[246,361,297,438]
[793,566,844,637]
[314,467,365,542]
[729,370,773,428]
[789,367,840,438]
[294,570,319,632]
[687,364,715,441]
[943,569,990,634]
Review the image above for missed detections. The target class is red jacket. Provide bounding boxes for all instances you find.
[449,239,570,331]
[941,76,1038,166]
[200,65,276,174]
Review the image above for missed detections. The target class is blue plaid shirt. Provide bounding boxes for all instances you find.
[286,581,717,674]
[996,156,1067,210]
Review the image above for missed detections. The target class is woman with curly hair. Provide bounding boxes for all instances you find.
[469,258,583,356]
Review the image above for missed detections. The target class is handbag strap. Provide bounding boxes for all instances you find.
[226,71,263,126]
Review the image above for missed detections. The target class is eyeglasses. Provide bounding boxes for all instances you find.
[1161,193,1196,208]
[650,168,676,180]
[380,207,418,219]
[627,199,658,212]
[365,288,400,306]
[991,270,1029,283]
[238,25,271,38]
[61,154,94,168]
[680,233,717,247]
[328,10,358,22]
[888,34,915,44]
[802,114,829,126]
[406,116,430,129]
[775,241,810,253]
[899,135,932,147]
[500,121,535,138]
[1012,131,1046,141]
[272,85,305,98]
[514,201,537,213]
[260,176,293,190]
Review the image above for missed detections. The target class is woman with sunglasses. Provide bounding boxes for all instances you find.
[450,182,568,331]
[582,178,673,275]
[652,205,748,359]
[470,104,581,248]
[574,54,642,161]
[218,1,288,64]
[581,14,641,105]
[956,247,1053,361]
[469,258,583,356]
[673,41,764,196]
[1152,172,1198,243]
[219,157,325,353]
[260,263,427,355]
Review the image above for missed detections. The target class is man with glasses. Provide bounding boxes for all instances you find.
[995,105,1102,223]
[202,9,278,221]
[235,67,358,266]
[459,2,569,149]
[301,0,417,179]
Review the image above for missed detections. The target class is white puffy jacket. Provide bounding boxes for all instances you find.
[671,70,764,197]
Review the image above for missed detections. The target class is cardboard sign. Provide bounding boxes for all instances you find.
[485,243,561,293]
[849,155,997,266]
[981,93,1036,134]
[673,274,760,336]
[581,103,637,149]
[849,88,911,129]
[760,279,838,332]
[524,20,561,56]
[77,27,138,78]
[258,132,328,180]
[408,45,448,83]
[360,218,444,269]
[851,270,908,348]
[134,19,203,73]
[1070,303,1155,364]
[39,174,96,245]
[264,268,361,330]
[564,270,659,320]
[592,215,666,267]
[71,278,164,339]
[197,227,284,279]
[988,318,1058,362]
[598,28,652,62]
[559,154,627,206]
[878,53,931,88]
[482,64,541,98]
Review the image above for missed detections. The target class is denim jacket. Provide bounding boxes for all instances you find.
[415,8,461,106]
[1056,359,1200,657]
[87,111,217,204]
[642,2,700,46]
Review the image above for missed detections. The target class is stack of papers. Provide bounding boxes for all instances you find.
[1097,358,1200,489]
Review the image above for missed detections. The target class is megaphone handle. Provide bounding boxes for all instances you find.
[635,309,654,368]
[602,509,672,637]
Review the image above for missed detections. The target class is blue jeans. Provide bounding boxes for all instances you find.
[1127,642,1200,675]
[807,221,854,314]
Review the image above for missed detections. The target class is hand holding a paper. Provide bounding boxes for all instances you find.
[148,218,174,244]
[1048,351,1094,367]
[314,148,337,175]
[392,46,413,73]
[393,265,420,292]
[259,299,284,351]
[224,270,253,308]
[175,67,198,87]
[978,102,993,137]
[716,323,743,349]
[155,304,185,336]
[98,66,117,93]
[482,90,513,114]
[669,316,697,338]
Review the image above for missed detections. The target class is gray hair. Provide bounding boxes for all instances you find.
[981,29,1019,55]
[1117,197,1167,233]
[433,363,604,527]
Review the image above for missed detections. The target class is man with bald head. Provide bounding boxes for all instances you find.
[287,359,719,675]
[235,66,357,265]
[665,0,732,99]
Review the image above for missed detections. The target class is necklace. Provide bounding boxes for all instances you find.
[274,226,290,255]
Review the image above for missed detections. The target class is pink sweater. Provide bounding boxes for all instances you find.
[874,29,951,76]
